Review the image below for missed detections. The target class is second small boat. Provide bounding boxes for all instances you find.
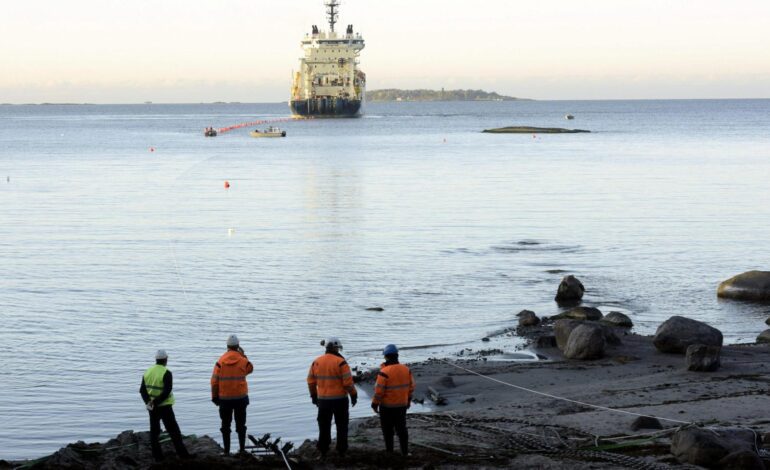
[249,126,287,138]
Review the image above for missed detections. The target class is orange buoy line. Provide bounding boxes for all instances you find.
[215,116,313,135]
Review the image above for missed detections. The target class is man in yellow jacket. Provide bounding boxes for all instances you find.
[371,344,415,456]
[211,334,254,455]
[307,337,358,457]
[139,349,191,461]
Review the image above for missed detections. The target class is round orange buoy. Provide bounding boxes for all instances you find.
[224,181,230,189]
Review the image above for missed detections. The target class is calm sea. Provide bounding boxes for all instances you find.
[1,99,769,459]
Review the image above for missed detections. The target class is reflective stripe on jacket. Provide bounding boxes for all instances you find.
[144,364,175,406]
[211,350,253,400]
[307,352,357,400]
[372,362,414,408]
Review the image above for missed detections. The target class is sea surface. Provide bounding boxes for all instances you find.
[1,99,770,459]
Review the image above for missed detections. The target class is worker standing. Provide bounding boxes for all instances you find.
[139,349,191,461]
[307,337,358,457]
[371,344,415,456]
[211,334,254,455]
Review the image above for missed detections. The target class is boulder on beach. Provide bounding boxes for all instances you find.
[554,306,602,321]
[685,344,721,372]
[536,335,557,349]
[653,316,723,354]
[630,416,662,431]
[563,324,605,360]
[554,275,584,303]
[717,270,770,302]
[756,329,770,343]
[517,309,540,327]
[601,311,633,328]
[718,450,765,470]
[554,319,619,350]
[671,427,759,467]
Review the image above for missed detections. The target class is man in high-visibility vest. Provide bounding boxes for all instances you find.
[371,344,415,456]
[211,334,254,455]
[307,337,358,457]
[139,349,191,461]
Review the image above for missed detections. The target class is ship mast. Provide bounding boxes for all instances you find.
[325,0,339,32]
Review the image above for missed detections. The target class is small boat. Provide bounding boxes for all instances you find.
[565,114,575,120]
[249,126,286,138]
[204,127,218,137]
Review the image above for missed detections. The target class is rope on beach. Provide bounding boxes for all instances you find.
[437,359,694,426]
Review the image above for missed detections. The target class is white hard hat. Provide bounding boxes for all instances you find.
[227,334,240,347]
[324,337,343,350]
[155,349,168,360]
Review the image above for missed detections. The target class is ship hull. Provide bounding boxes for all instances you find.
[290,98,363,118]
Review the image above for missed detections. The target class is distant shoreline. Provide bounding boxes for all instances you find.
[366,88,529,102]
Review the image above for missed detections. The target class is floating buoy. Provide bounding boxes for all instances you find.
[228,228,235,237]
[224,181,230,189]
[149,147,155,152]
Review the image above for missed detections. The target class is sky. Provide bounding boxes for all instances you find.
[1,0,769,103]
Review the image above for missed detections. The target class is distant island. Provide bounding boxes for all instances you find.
[366,89,527,102]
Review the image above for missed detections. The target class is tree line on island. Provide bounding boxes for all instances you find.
[366,89,527,102]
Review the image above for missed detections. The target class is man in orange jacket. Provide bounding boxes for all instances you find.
[307,337,358,457]
[371,344,415,456]
[211,334,254,455]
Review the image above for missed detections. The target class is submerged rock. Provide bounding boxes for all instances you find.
[601,311,633,328]
[671,427,759,467]
[756,329,770,343]
[554,275,584,303]
[653,316,723,354]
[717,270,770,302]
[517,310,540,327]
[563,324,605,360]
[685,344,721,372]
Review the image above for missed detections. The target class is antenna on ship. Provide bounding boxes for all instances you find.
[325,0,340,32]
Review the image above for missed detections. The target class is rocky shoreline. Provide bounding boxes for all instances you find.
[6,272,770,469]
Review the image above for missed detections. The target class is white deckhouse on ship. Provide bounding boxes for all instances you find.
[289,0,366,117]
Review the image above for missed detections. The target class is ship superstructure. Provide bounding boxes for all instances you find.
[290,0,366,117]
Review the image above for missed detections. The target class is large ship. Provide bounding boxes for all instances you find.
[289,0,366,117]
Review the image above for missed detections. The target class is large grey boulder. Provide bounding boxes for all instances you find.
[686,344,721,372]
[718,450,765,470]
[601,311,633,328]
[554,319,582,350]
[517,310,540,327]
[563,324,605,360]
[554,319,620,351]
[653,316,723,354]
[555,306,603,321]
[555,275,584,303]
[671,427,759,467]
[718,270,770,302]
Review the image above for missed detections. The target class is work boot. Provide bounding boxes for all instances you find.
[221,431,231,456]
[238,431,246,453]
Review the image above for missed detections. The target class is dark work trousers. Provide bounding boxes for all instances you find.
[317,397,349,455]
[148,405,190,460]
[219,397,249,453]
[379,406,408,455]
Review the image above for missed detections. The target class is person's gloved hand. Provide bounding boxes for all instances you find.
[371,403,379,414]
[146,400,155,411]
[211,397,220,406]
[350,395,357,407]
[311,396,318,406]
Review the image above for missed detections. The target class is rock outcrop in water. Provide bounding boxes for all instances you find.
[717,270,770,302]
[554,275,585,304]
[483,126,590,134]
